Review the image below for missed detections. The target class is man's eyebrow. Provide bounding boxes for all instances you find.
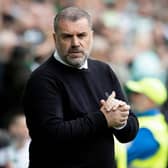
[78,32,87,35]
[60,32,88,36]
[60,32,73,37]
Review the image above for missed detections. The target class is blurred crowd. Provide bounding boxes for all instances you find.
[0,0,168,168]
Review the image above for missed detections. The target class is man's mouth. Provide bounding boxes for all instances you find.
[68,52,82,58]
[69,50,82,53]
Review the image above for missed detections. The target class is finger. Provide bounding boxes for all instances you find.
[111,100,126,110]
[106,94,118,111]
[118,101,127,106]
[120,110,130,118]
[106,93,127,111]
[111,103,120,111]
[122,113,129,119]
[105,97,115,111]
[100,99,111,113]
[110,91,116,99]
[120,105,131,111]
[106,92,116,105]
[120,118,126,123]
[100,99,106,106]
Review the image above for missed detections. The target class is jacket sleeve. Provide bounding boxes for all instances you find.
[112,112,139,143]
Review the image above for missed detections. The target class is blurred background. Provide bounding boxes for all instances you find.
[0,0,168,168]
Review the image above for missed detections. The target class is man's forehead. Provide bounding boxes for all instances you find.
[58,18,91,32]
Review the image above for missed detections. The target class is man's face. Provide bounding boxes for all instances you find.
[53,18,93,68]
[129,93,150,112]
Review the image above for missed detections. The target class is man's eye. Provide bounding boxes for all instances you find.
[63,35,72,39]
[78,34,87,38]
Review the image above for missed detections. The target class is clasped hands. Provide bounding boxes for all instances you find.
[100,91,130,128]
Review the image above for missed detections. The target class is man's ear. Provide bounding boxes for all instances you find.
[91,29,94,35]
[52,32,57,45]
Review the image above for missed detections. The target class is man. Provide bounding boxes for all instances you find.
[126,78,168,168]
[0,129,13,168]
[23,6,139,168]
[114,137,127,168]
[6,110,30,168]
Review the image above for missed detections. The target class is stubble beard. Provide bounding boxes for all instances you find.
[57,47,91,68]
[66,54,88,68]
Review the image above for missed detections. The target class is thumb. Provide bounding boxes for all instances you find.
[110,91,116,99]
[100,99,106,106]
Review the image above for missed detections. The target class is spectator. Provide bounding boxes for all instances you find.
[0,129,13,168]
[126,77,168,168]
[6,109,30,168]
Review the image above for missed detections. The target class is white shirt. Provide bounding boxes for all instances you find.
[11,139,30,168]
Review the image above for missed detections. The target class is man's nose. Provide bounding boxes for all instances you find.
[71,36,80,47]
